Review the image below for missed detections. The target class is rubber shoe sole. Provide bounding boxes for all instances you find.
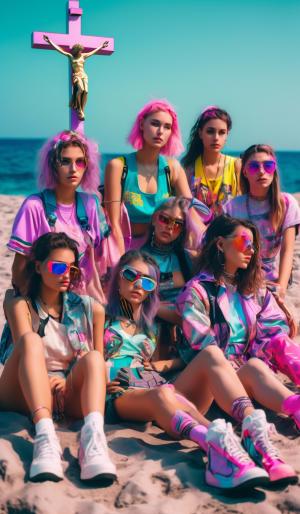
[205,467,269,492]
[30,471,63,483]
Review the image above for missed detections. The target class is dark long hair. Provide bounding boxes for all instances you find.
[195,215,262,295]
[26,232,80,301]
[106,250,160,333]
[181,107,232,169]
[240,144,285,231]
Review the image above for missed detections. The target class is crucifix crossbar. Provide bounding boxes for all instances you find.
[32,0,114,132]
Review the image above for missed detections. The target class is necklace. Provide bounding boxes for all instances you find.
[222,269,237,284]
[57,202,75,225]
[138,162,158,185]
[201,155,226,210]
[38,297,62,321]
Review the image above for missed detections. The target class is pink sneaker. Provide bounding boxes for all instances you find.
[205,419,269,491]
[242,410,298,486]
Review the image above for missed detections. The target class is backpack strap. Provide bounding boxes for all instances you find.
[39,189,91,232]
[75,192,90,231]
[39,189,58,227]
[159,155,172,195]
[119,156,128,199]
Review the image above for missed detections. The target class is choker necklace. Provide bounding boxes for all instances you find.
[150,237,174,255]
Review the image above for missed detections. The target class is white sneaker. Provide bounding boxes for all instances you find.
[30,431,64,482]
[205,419,269,491]
[79,423,117,482]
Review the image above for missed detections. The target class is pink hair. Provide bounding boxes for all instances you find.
[127,99,184,156]
[38,130,100,192]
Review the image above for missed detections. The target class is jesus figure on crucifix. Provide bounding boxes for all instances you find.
[43,35,108,120]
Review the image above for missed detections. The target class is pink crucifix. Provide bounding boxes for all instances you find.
[32,0,114,133]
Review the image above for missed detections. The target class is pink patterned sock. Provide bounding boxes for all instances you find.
[170,410,208,452]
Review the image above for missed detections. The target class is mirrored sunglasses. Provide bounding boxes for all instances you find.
[47,260,80,278]
[157,213,184,232]
[247,160,276,175]
[58,157,87,170]
[229,234,255,252]
[120,266,157,292]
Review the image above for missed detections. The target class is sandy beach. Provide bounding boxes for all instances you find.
[0,193,300,514]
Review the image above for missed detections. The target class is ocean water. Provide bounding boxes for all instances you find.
[0,139,300,196]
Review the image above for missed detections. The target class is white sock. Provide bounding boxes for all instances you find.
[84,411,104,429]
[35,417,55,436]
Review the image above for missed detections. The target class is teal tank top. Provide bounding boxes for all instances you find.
[122,152,171,224]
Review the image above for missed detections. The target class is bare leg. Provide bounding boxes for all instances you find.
[237,358,291,412]
[114,385,210,434]
[174,346,254,418]
[64,350,106,418]
[0,332,52,422]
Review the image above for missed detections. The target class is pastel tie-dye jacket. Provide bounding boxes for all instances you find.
[176,271,290,370]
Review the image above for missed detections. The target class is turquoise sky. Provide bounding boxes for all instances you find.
[2,0,300,151]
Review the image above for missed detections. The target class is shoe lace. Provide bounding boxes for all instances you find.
[34,433,61,459]
[83,429,108,458]
[224,424,251,464]
[250,423,279,460]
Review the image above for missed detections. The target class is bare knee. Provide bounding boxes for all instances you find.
[198,345,228,367]
[80,350,105,371]
[17,332,44,356]
[242,357,269,375]
[152,384,176,406]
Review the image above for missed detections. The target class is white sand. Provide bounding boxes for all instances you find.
[0,194,300,514]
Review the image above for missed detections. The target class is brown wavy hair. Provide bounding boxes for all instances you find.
[195,214,262,295]
[240,144,285,231]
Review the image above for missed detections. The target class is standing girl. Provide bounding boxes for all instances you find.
[224,144,300,298]
[8,130,108,302]
[0,232,116,483]
[104,100,206,256]
[182,106,240,219]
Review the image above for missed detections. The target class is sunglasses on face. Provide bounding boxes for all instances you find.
[247,160,276,175]
[120,266,157,292]
[58,157,87,170]
[157,213,184,232]
[228,234,255,252]
[46,260,80,278]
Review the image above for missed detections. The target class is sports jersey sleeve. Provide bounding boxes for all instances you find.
[7,195,48,255]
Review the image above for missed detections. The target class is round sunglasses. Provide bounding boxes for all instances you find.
[247,160,276,175]
[58,157,87,170]
[157,213,184,232]
[47,260,80,278]
[120,266,157,292]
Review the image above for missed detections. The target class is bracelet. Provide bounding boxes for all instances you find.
[102,199,121,204]
[31,405,51,422]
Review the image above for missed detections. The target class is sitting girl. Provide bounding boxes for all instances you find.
[142,196,205,326]
[103,250,294,491]
[176,215,300,439]
[8,130,109,302]
[0,232,116,484]
[224,144,300,299]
